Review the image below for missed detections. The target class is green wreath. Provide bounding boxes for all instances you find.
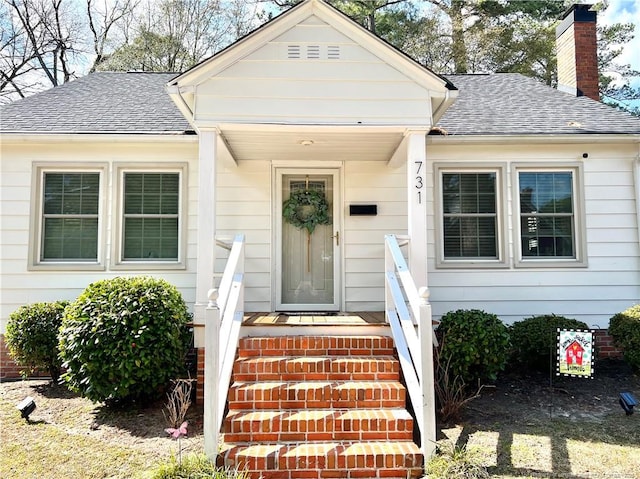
[283,189,331,234]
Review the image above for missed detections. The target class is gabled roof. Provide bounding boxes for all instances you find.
[169,0,455,91]
[438,74,640,136]
[0,72,192,134]
[166,0,457,125]
[2,71,638,137]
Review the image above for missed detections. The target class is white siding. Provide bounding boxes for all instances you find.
[343,161,407,311]
[426,141,640,327]
[0,140,199,333]
[2,138,637,331]
[194,16,433,126]
[215,161,272,312]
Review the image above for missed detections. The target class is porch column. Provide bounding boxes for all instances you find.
[406,130,428,288]
[194,129,218,348]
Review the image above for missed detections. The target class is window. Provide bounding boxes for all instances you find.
[114,166,186,268]
[515,165,586,267]
[435,165,507,267]
[31,166,105,269]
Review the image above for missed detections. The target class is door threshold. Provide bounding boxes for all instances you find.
[243,312,385,326]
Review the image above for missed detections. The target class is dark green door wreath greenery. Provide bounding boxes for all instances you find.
[282,188,332,271]
[282,189,331,234]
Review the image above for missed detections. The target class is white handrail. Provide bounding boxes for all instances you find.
[384,234,436,459]
[204,233,245,459]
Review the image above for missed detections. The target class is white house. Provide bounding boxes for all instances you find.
[1,1,639,476]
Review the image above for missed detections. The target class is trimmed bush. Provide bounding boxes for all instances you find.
[59,276,191,404]
[509,314,588,371]
[5,301,68,381]
[436,309,510,385]
[609,304,640,370]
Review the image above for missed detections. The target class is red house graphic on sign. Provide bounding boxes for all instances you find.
[566,341,584,366]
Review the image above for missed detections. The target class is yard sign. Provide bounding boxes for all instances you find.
[557,329,595,378]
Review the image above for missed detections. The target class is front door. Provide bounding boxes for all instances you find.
[276,169,340,311]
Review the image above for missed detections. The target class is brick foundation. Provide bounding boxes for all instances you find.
[3,329,626,388]
[594,329,624,359]
[196,347,205,404]
[1,335,22,379]
[1,334,52,380]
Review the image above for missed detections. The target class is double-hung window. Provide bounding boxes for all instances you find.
[114,166,186,268]
[514,164,586,267]
[436,165,507,267]
[31,166,105,268]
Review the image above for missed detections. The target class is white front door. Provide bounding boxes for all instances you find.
[276,169,341,311]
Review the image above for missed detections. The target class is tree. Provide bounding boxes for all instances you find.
[1,0,134,101]
[1,0,258,101]
[7,0,83,86]
[86,0,138,72]
[97,0,257,72]
[1,1,39,99]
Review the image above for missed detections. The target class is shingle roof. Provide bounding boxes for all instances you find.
[0,72,192,134]
[438,73,640,135]
[1,71,639,136]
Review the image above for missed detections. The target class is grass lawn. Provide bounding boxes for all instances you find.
[1,368,639,479]
[441,413,640,478]
[0,380,204,479]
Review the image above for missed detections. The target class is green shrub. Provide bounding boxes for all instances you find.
[5,301,69,381]
[149,454,250,479]
[509,314,588,371]
[436,309,510,385]
[59,276,191,404]
[609,304,640,370]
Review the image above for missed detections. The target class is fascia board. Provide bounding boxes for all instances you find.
[0,133,198,144]
[426,134,640,145]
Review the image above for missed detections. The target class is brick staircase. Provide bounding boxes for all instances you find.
[217,335,423,479]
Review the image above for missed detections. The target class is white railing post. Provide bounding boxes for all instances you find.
[419,287,436,458]
[204,288,220,460]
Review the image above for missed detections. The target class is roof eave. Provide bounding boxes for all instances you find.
[427,133,640,145]
[0,132,198,144]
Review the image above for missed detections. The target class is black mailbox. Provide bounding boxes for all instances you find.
[349,204,377,216]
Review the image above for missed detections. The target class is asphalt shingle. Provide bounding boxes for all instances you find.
[1,71,639,136]
[439,73,640,135]
[0,72,191,134]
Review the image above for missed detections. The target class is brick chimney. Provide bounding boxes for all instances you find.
[556,4,599,101]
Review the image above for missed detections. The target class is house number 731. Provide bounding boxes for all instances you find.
[415,161,424,204]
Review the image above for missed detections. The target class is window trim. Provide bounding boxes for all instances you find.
[29,163,107,271]
[111,163,188,270]
[512,162,587,268]
[434,162,509,269]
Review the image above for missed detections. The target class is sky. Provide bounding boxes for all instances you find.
[599,0,640,106]
[601,0,640,68]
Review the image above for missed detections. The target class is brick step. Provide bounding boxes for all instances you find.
[228,380,406,410]
[223,408,414,443]
[218,441,423,479]
[233,356,400,382]
[237,336,395,358]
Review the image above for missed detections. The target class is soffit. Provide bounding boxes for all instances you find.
[218,125,406,162]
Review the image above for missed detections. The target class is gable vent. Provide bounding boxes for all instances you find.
[287,45,301,59]
[286,45,341,60]
[306,45,320,59]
